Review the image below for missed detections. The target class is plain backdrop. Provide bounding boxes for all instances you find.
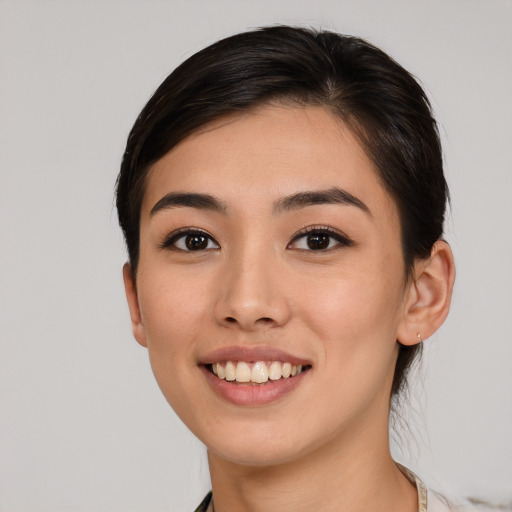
[1,1,511,511]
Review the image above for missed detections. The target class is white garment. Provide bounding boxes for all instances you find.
[402,465,508,512]
[428,491,509,512]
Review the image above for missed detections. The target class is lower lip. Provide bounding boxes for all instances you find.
[200,366,309,406]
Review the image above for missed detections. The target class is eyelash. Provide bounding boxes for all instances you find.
[159,228,220,251]
[159,225,353,252]
[287,225,353,251]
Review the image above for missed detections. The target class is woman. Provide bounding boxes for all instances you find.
[115,25,487,511]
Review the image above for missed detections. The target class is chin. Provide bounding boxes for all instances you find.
[208,439,306,468]
[199,418,320,468]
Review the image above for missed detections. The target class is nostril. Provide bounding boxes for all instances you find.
[223,316,274,325]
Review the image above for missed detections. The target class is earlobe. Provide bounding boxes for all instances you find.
[397,240,455,346]
[122,263,148,347]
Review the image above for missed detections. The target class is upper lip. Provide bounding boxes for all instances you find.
[198,345,312,366]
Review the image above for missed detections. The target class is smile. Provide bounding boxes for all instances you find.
[200,346,312,405]
[210,361,306,384]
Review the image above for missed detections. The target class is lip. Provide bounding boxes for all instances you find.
[198,345,311,366]
[198,345,312,407]
[200,365,309,406]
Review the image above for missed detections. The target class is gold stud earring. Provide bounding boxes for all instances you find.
[417,333,422,344]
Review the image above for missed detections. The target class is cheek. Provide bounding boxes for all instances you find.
[294,254,405,388]
[137,269,214,359]
[292,265,403,424]
[300,264,402,338]
[135,269,217,421]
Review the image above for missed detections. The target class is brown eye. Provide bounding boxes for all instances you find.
[185,234,209,250]
[162,229,220,251]
[288,227,353,251]
[306,233,330,250]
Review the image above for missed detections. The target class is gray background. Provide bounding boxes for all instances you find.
[1,1,511,511]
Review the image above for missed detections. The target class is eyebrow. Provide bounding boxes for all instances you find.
[150,192,227,216]
[150,187,370,217]
[273,187,371,215]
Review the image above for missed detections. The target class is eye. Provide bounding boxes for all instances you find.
[288,226,353,251]
[161,228,220,252]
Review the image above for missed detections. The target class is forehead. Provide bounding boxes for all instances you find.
[141,104,397,221]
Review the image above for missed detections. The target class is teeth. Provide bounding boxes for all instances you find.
[216,362,225,379]
[269,361,282,380]
[211,360,306,383]
[235,362,251,382]
[225,361,236,381]
[251,361,268,383]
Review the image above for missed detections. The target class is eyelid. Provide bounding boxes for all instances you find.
[159,227,220,250]
[287,225,353,250]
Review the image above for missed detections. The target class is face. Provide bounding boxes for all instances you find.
[126,105,413,467]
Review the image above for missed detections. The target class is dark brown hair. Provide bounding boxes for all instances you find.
[116,25,448,397]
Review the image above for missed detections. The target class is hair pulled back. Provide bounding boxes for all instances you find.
[116,25,448,397]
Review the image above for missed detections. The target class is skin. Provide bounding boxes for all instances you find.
[124,104,455,512]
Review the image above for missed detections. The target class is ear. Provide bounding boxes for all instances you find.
[122,263,148,347]
[397,240,455,346]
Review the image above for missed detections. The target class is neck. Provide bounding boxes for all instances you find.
[207,416,417,512]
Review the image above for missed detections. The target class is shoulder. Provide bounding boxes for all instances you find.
[428,490,511,512]
[397,464,510,512]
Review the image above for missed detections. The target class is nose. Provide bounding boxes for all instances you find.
[214,246,291,331]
